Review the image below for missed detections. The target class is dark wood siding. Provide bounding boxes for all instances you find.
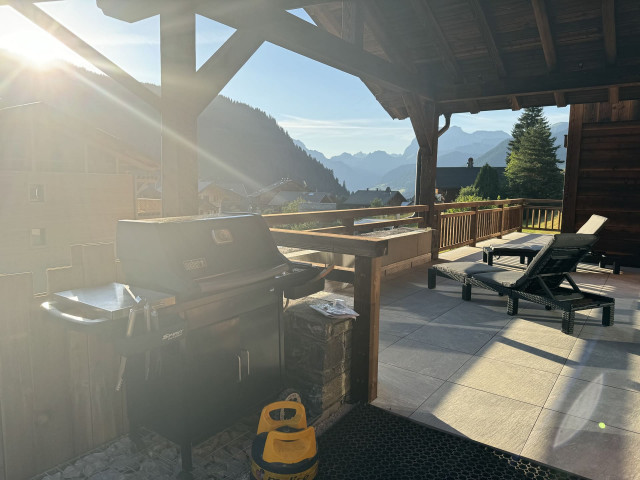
[563,101,640,265]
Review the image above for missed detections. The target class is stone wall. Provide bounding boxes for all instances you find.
[283,300,353,418]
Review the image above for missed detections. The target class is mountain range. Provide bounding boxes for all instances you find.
[296,123,568,198]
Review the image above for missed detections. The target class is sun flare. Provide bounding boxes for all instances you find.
[0,29,79,69]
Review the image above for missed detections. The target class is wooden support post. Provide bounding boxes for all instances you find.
[562,104,584,233]
[500,204,506,237]
[470,205,479,246]
[352,255,381,403]
[160,6,199,217]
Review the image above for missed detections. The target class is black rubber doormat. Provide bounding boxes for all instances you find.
[317,404,584,479]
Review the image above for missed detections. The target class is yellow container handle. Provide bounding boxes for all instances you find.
[263,427,317,465]
[257,401,307,434]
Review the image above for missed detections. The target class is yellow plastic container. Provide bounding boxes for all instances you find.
[250,401,318,480]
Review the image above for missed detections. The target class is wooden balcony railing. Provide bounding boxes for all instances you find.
[263,197,561,254]
[521,199,563,231]
[263,205,429,233]
[435,199,526,251]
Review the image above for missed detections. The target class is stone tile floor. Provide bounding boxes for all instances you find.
[33,232,640,480]
[373,232,640,480]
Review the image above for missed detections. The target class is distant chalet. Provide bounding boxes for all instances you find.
[343,188,406,208]
[436,166,505,202]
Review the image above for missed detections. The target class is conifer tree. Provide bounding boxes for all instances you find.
[473,163,501,199]
[506,106,545,161]
[505,123,564,198]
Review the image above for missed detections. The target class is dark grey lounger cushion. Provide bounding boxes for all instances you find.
[433,262,506,277]
[473,270,524,288]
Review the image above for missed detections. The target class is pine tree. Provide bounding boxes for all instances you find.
[473,163,501,199]
[505,123,564,198]
[507,106,545,162]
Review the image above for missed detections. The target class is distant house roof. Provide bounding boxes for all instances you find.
[436,167,505,189]
[251,178,307,197]
[198,181,248,197]
[138,185,161,199]
[268,191,333,206]
[343,189,406,206]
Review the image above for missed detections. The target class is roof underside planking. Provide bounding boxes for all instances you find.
[93,0,640,120]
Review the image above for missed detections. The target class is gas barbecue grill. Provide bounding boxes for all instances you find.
[43,214,325,477]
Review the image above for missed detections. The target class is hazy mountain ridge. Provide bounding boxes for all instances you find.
[297,126,514,192]
[298,122,568,197]
[0,52,348,196]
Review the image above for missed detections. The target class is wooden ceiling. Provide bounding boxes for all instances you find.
[305,0,640,118]
[94,0,640,119]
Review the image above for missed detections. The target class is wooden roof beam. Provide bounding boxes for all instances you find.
[10,1,161,110]
[554,91,567,107]
[602,0,617,65]
[409,0,463,81]
[532,0,557,71]
[193,30,263,114]
[510,95,521,111]
[609,85,620,104]
[197,5,435,99]
[467,0,506,77]
[437,65,640,102]
[362,1,414,71]
[305,5,341,37]
[403,93,432,151]
[342,1,364,49]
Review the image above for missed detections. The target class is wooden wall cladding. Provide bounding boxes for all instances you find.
[0,243,125,479]
[564,101,640,265]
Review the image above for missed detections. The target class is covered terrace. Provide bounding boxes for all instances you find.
[1,1,640,479]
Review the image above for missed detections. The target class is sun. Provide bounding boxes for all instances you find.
[0,29,81,70]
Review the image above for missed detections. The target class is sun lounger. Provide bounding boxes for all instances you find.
[482,214,608,266]
[428,233,615,334]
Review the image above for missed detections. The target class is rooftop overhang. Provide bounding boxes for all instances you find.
[94,0,640,119]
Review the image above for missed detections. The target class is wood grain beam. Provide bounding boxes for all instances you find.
[602,0,617,64]
[10,1,161,110]
[362,1,414,70]
[409,0,462,80]
[532,0,557,70]
[193,30,263,114]
[510,95,521,110]
[403,93,432,151]
[305,5,341,37]
[468,0,506,77]
[554,91,567,107]
[97,0,336,23]
[609,85,620,104]
[437,65,640,102]
[197,5,435,99]
[342,0,364,49]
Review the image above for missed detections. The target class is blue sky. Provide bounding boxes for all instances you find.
[0,1,569,157]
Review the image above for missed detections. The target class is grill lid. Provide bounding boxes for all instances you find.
[116,214,291,297]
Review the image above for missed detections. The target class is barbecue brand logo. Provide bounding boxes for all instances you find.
[183,258,207,271]
[212,228,234,245]
[162,329,184,342]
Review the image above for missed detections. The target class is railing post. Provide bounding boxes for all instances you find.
[429,207,441,260]
[499,203,506,238]
[341,217,355,235]
[518,201,524,232]
[351,255,382,403]
[470,205,479,246]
